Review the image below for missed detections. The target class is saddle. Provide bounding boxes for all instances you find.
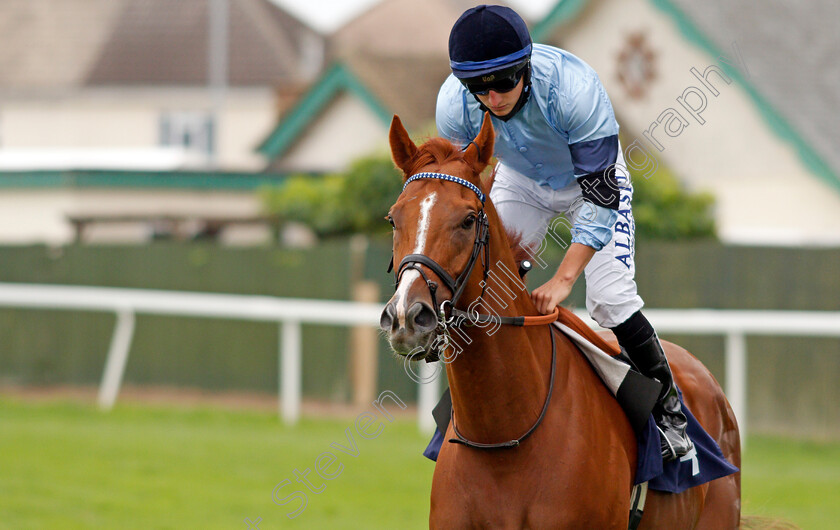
[425,308,739,499]
[431,308,662,437]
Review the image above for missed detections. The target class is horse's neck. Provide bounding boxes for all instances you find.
[445,231,560,442]
[446,324,555,443]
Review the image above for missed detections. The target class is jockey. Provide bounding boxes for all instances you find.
[436,4,693,461]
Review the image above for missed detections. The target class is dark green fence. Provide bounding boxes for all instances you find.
[1,240,838,436]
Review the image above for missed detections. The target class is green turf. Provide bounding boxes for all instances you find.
[741,436,840,529]
[1,398,837,529]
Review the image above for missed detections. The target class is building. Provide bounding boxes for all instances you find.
[534,0,840,245]
[0,0,324,244]
[258,0,475,173]
[260,0,840,246]
[4,0,838,246]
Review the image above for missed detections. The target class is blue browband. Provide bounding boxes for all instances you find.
[403,172,486,205]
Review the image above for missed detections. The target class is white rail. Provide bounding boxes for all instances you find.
[0,282,383,425]
[1,283,839,442]
[630,308,840,444]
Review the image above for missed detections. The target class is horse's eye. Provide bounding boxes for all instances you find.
[461,214,476,230]
[386,215,395,228]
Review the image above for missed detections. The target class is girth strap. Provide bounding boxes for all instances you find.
[628,482,648,530]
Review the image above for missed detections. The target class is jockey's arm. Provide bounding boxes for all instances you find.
[530,180,619,314]
[531,66,624,313]
[531,190,618,312]
[531,242,596,314]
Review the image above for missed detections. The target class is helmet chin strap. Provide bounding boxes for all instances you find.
[473,65,532,122]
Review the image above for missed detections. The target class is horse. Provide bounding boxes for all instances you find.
[379,113,741,529]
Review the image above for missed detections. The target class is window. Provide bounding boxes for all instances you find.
[159,111,214,156]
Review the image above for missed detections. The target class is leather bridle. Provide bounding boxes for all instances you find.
[387,171,560,450]
[388,172,491,334]
[388,171,559,335]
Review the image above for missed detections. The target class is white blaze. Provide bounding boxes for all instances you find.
[395,193,437,327]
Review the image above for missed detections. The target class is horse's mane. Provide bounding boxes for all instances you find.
[505,228,534,265]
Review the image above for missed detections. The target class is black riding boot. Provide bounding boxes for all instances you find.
[627,333,694,461]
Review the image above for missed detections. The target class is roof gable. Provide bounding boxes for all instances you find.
[259,0,471,165]
[257,63,391,160]
[257,52,451,163]
[343,53,451,129]
[531,0,588,42]
[534,0,840,193]
[652,0,840,193]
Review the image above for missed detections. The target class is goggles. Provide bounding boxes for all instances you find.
[460,62,528,96]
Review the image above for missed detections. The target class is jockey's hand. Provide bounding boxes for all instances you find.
[530,242,597,314]
[531,277,574,314]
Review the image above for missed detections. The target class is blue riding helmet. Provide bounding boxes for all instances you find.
[448,5,533,121]
[448,5,532,80]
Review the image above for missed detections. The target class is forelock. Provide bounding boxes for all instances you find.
[404,138,463,176]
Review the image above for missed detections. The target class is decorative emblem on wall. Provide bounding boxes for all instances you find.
[617,32,657,99]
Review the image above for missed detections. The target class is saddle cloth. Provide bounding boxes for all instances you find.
[422,320,739,494]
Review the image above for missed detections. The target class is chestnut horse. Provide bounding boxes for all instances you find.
[380,114,741,529]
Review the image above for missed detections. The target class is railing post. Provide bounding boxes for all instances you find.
[350,281,379,407]
[98,309,136,410]
[280,320,302,425]
[725,331,747,448]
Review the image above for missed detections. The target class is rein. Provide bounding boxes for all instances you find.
[390,171,560,450]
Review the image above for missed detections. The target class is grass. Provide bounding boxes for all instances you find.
[1,397,837,529]
[742,436,840,528]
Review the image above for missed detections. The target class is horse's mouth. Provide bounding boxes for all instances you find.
[387,331,437,360]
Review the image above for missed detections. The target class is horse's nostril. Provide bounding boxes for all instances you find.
[409,302,436,332]
[380,303,397,332]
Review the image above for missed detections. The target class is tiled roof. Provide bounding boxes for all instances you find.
[345,53,452,130]
[665,0,840,184]
[0,0,323,91]
[86,0,322,86]
[0,0,126,92]
[329,0,509,60]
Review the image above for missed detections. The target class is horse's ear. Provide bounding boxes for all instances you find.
[463,112,494,174]
[389,115,418,177]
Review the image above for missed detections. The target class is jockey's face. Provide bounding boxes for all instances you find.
[474,77,524,117]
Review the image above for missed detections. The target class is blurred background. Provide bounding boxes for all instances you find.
[1,0,838,528]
